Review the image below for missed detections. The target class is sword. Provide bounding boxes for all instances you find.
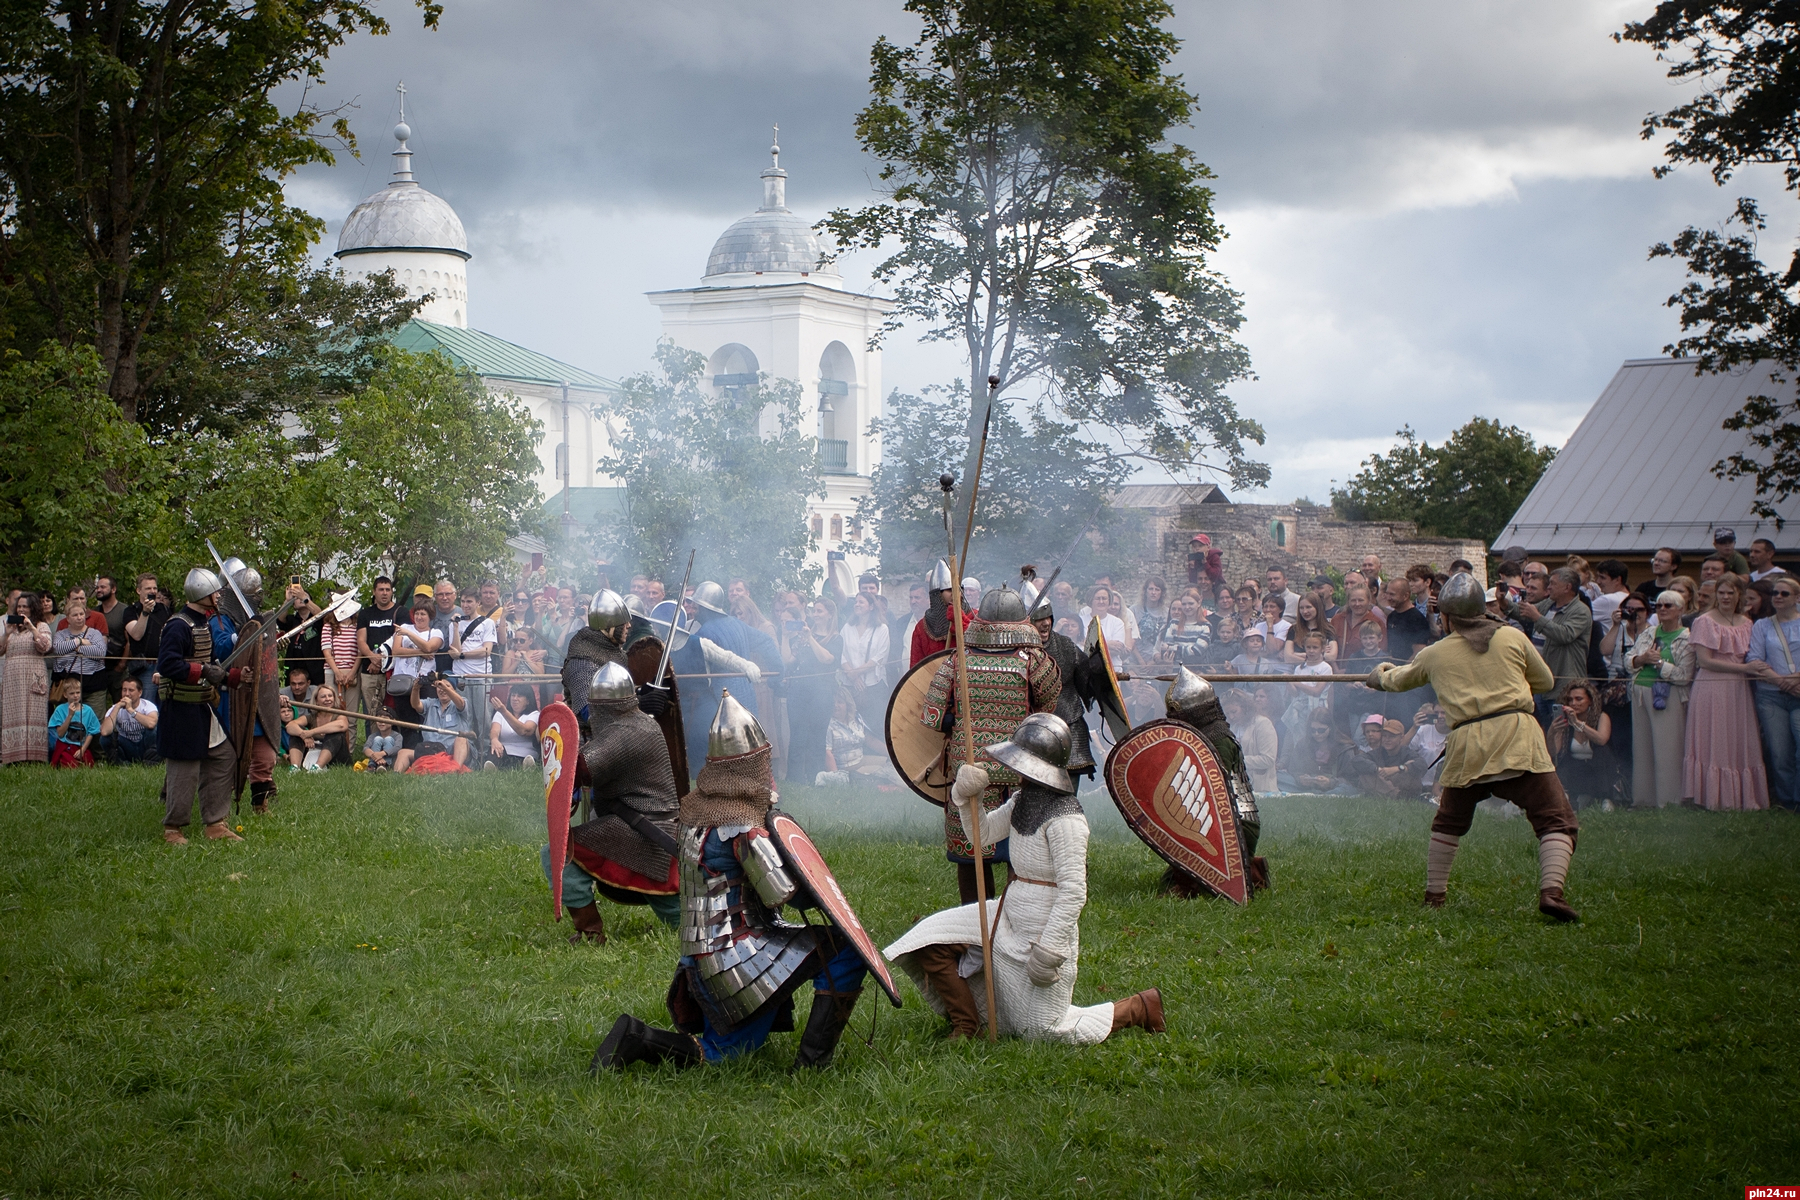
[648,549,695,692]
[218,596,295,671]
[205,538,257,622]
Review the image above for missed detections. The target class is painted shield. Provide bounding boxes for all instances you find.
[885,649,954,807]
[1103,720,1249,905]
[1084,618,1132,742]
[539,701,579,918]
[768,812,903,1007]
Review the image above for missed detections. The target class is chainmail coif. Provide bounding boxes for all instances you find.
[679,745,776,829]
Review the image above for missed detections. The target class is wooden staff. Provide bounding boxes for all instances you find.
[1117,672,1375,683]
[286,698,468,740]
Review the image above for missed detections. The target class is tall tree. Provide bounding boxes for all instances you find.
[823,0,1263,495]
[1330,419,1557,543]
[1620,4,1800,514]
[0,0,438,425]
[597,343,824,597]
[861,384,1139,586]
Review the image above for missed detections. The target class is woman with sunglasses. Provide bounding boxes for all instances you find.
[1628,591,1696,808]
[1747,577,1800,812]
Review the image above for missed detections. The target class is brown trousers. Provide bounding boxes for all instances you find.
[1433,770,1580,843]
[248,735,277,784]
[164,738,236,829]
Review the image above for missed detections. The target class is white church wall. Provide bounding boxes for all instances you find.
[340,248,469,327]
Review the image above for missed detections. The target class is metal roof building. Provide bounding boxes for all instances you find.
[1499,357,1797,558]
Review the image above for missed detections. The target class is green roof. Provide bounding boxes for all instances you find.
[391,319,617,392]
[542,487,627,530]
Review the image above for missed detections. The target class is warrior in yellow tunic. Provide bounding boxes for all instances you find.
[1367,572,1581,922]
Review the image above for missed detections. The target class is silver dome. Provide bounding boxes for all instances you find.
[335,122,470,260]
[702,139,840,282]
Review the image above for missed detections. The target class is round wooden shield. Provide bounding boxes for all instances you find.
[769,812,902,1007]
[1085,618,1132,742]
[1103,719,1248,905]
[539,701,579,918]
[885,649,954,807]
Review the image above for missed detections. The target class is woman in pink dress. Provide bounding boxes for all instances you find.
[1684,574,1771,810]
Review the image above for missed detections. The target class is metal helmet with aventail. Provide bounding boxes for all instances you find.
[983,713,1075,795]
[708,689,769,757]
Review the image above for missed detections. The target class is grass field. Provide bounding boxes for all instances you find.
[0,765,1795,1198]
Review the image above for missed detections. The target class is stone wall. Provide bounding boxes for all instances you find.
[1108,500,1488,599]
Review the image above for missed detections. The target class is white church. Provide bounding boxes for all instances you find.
[332,104,890,583]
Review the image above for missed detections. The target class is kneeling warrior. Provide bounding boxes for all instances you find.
[886,714,1165,1043]
[592,692,872,1071]
[1366,571,1580,922]
[1160,666,1269,895]
[920,585,1061,904]
[544,662,682,943]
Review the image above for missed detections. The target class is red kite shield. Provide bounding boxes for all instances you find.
[768,812,903,1007]
[539,701,579,918]
[1103,720,1249,905]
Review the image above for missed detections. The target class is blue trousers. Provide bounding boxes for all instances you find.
[695,943,867,1064]
[1755,689,1800,811]
[538,844,680,928]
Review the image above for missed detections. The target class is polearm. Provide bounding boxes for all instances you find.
[1117,672,1375,683]
[648,549,696,692]
[945,370,1001,1042]
[286,698,467,739]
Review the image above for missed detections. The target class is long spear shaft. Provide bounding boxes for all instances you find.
[649,549,695,691]
[286,698,467,739]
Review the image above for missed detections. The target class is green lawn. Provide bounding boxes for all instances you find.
[0,765,1794,1198]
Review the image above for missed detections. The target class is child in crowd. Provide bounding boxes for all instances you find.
[362,718,401,772]
[48,677,100,767]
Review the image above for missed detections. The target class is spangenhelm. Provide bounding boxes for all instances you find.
[220,556,247,578]
[926,560,953,592]
[184,567,224,604]
[691,581,728,616]
[1163,664,1219,724]
[1019,578,1052,621]
[708,688,769,758]
[233,566,265,608]
[623,593,648,618]
[983,713,1075,795]
[589,660,636,704]
[976,585,1028,624]
[586,589,629,632]
[1436,571,1487,621]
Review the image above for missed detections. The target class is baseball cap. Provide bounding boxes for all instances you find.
[1241,629,1265,642]
[1190,534,1211,546]
[1714,527,1737,542]
[1361,713,1384,726]
[1382,718,1405,734]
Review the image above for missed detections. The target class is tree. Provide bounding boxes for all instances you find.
[861,384,1140,587]
[823,0,1263,495]
[1620,4,1800,514]
[0,0,438,425]
[0,343,177,587]
[1330,419,1557,543]
[293,347,545,585]
[597,343,824,597]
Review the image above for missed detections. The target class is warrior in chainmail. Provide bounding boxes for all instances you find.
[543,662,683,945]
[219,561,283,814]
[591,691,870,1072]
[1161,665,1269,896]
[1022,578,1098,779]
[563,588,688,786]
[909,559,970,666]
[886,715,1166,1043]
[919,585,1061,905]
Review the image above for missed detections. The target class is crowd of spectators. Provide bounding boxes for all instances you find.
[4,527,1796,813]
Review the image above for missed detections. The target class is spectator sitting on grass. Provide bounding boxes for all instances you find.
[361,718,401,771]
[486,685,539,770]
[1222,688,1279,794]
[287,685,350,770]
[1282,708,1355,795]
[47,676,100,767]
[99,675,160,764]
[397,673,472,772]
[816,686,890,786]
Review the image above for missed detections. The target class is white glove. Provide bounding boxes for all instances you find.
[950,764,989,808]
[699,637,762,684]
[1027,941,1065,987]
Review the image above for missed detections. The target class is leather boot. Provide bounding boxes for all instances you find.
[792,988,863,1071]
[250,781,275,815]
[1538,887,1580,923]
[566,903,607,945]
[162,827,188,846]
[590,1014,701,1073]
[1250,856,1271,892]
[1424,890,1446,909]
[915,944,981,1040]
[1109,988,1166,1035]
[203,822,243,842]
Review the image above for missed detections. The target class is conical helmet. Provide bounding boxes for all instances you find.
[984,713,1075,795]
[1437,571,1486,620]
[184,567,224,603]
[1163,664,1218,725]
[692,581,728,616]
[587,589,629,631]
[926,559,953,591]
[976,585,1027,624]
[234,567,265,609]
[1019,578,1051,621]
[708,688,769,758]
[589,660,635,704]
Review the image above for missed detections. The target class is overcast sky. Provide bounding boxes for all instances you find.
[284,0,1775,503]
